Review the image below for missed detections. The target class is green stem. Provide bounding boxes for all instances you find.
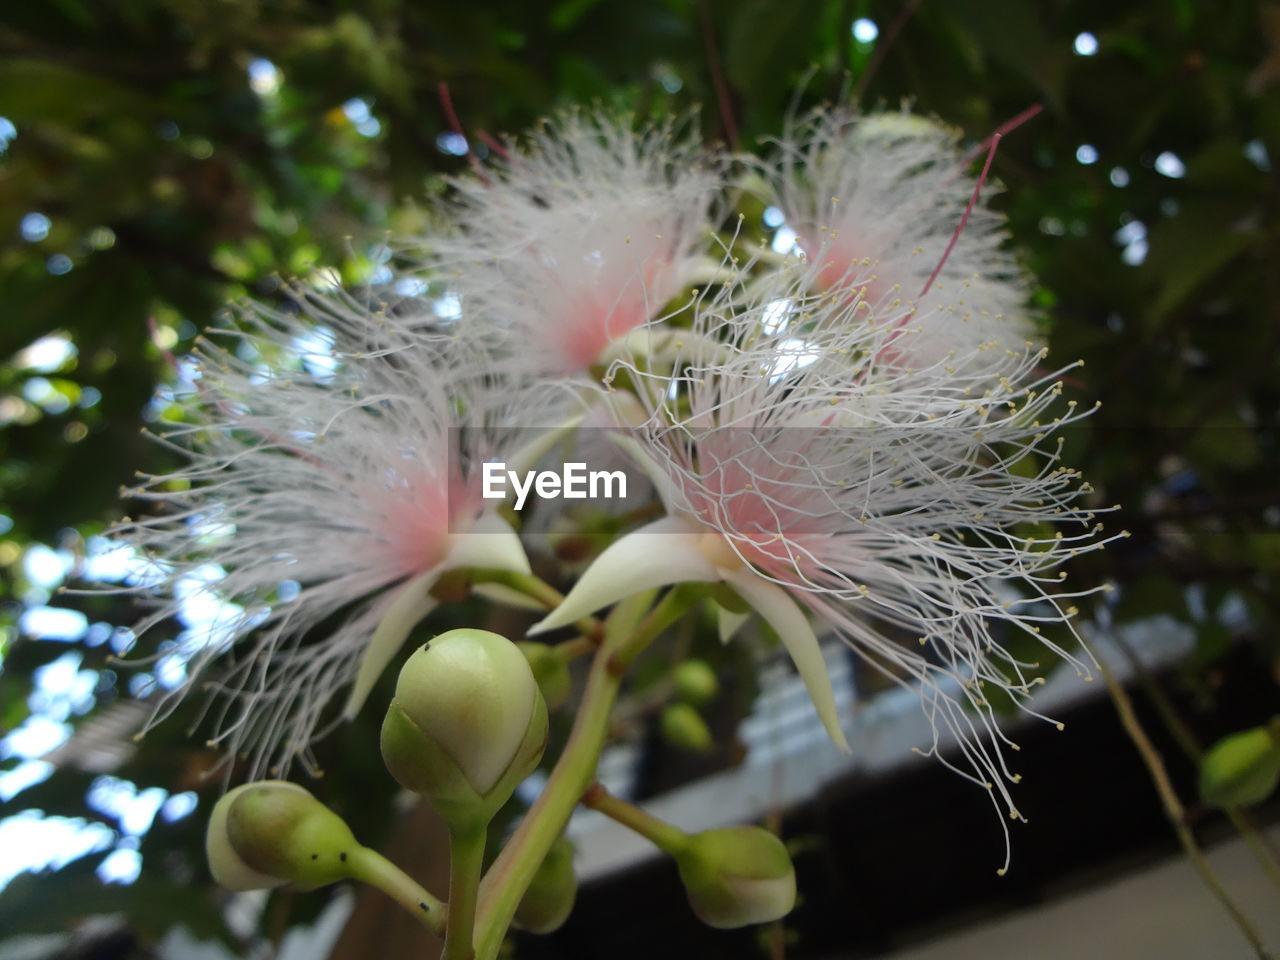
[471,590,657,960]
[469,567,605,645]
[1112,634,1280,890]
[443,826,487,960]
[611,584,702,672]
[346,846,446,937]
[472,643,621,959]
[581,783,688,856]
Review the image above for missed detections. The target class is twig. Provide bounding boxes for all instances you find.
[1112,634,1280,889]
[1099,654,1276,960]
[437,81,488,182]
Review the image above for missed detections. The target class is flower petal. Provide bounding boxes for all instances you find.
[721,567,849,753]
[607,432,681,514]
[505,414,586,478]
[528,516,718,634]
[715,604,752,645]
[343,568,441,720]
[444,511,531,575]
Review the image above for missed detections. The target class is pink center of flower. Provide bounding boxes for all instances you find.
[799,236,889,307]
[364,456,482,579]
[680,434,836,580]
[560,291,649,369]
[543,241,677,371]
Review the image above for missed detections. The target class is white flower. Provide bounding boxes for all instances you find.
[417,109,722,376]
[764,109,1032,373]
[532,268,1117,850]
[112,286,549,776]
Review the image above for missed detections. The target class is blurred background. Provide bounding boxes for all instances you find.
[1,1,1278,957]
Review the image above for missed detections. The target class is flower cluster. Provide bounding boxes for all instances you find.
[113,106,1113,822]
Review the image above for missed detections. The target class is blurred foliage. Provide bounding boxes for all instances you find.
[0,0,1278,957]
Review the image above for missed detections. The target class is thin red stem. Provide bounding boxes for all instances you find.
[865,103,1043,374]
[961,102,1044,166]
[474,129,509,160]
[437,81,488,182]
[697,0,738,148]
[919,133,1001,299]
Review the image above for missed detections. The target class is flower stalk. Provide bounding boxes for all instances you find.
[581,783,688,855]
[345,847,446,937]
[443,825,487,960]
[472,590,656,960]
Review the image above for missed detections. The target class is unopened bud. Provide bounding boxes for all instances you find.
[517,641,572,710]
[1200,719,1280,808]
[206,781,358,891]
[382,628,548,831]
[514,835,578,934]
[661,702,713,753]
[675,826,796,929]
[673,660,719,706]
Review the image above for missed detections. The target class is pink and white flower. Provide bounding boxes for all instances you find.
[418,110,723,376]
[531,268,1115,839]
[112,287,547,776]
[764,110,1033,373]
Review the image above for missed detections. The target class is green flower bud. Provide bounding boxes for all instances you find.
[206,781,359,892]
[514,835,578,934]
[1200,719,1280,808]
[674,826,796,929]
[517,640,572,710]
[381,628,548,831]
[673,660,719,706]
[660,702,713,753]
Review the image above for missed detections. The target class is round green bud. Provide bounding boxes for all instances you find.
[514,835,578,934]
[660,702,713,753]
[673,660,719,706]
[1200,719,1280,808]
[517,641,572,710]
[206,781,359,892]
[381,628,548,831]
[674,826,796,929]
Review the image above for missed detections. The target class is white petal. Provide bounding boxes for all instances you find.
[444,511,531,575]
[343,568,441,720]
[716,604,752,645]
[528,516,718,634]
[607,432,681,514]
[721,568,850,753]
[505,414,586,478]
